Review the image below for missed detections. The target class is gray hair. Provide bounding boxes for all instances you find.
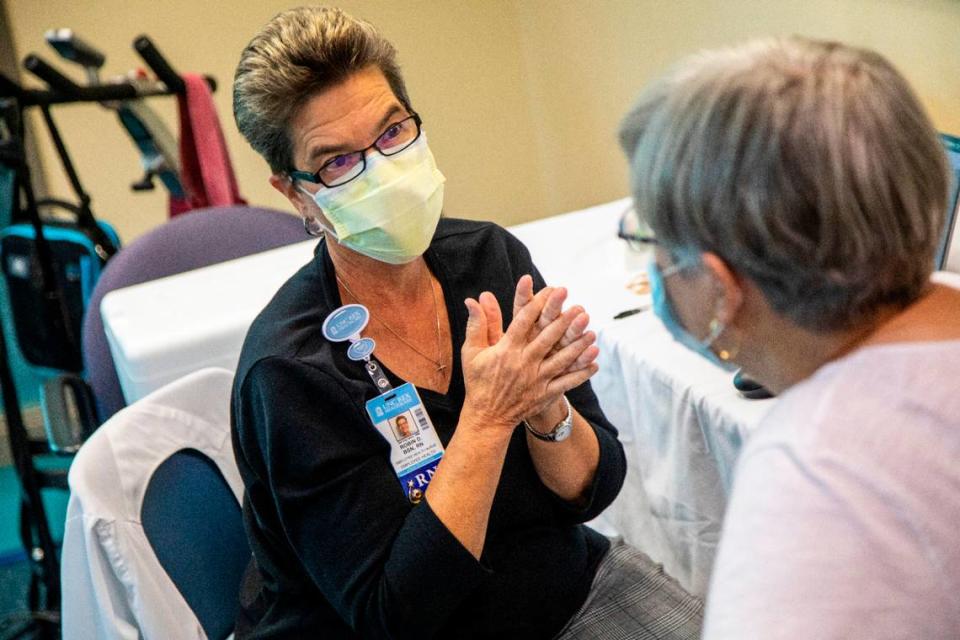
[233,6,412,174]
[619,37,949,332]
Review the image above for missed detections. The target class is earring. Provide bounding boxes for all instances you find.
[303,216,325,237]
[707,318,741,361]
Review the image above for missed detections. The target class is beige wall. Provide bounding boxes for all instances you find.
[512,0,960,216]
[6,0,960,244]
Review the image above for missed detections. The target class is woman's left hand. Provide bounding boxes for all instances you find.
[481,275,599,420]
[512,274,598,371]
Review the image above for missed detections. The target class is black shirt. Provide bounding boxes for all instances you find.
[231,218,627,639]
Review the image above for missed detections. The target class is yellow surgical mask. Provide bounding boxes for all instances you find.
[300,135,445,264]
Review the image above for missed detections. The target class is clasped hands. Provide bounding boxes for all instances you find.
[461,275,599,433]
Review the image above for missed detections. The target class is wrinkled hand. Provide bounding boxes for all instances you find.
[513,275,596,369]
[461,285,597,432]
[512,275,599,418]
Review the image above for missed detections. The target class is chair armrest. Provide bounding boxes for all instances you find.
[41,374,99,455]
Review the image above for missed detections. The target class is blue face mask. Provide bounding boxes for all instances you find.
[648,258,737,371]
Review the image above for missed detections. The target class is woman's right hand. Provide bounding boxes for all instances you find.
[460,286,597,433]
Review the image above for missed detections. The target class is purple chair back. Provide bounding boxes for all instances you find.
[83,206,306,422]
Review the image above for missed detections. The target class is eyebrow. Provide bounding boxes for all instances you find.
[306,104,406,164]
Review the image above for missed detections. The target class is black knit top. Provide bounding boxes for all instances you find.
[231,218,626,639]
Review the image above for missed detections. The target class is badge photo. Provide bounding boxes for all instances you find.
[390,412,420,442]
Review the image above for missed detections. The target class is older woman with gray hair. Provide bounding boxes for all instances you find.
[230,6,702,639]
[620,37,960,638]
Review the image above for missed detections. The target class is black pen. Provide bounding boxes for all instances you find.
[614,307,646,320]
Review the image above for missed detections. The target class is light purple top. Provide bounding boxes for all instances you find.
[704,338,960,639]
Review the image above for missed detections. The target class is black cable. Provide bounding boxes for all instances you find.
[36,106,116,258]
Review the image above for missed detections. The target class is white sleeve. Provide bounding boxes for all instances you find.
[703,443,945,640]
[61,494,141,640]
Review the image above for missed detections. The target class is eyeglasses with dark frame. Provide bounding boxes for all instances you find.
[617,206,701,276]
[617,204,657,251]
[289,113,423,188]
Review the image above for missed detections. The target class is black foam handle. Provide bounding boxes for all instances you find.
[133,35,184,93]
[23,54,80,95]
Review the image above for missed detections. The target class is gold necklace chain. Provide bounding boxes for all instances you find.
[335,266,447,372]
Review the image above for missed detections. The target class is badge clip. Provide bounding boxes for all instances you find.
[323,304,391,390]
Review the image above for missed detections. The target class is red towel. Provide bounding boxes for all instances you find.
[170,73,246,216]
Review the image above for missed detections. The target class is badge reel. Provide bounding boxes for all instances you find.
[322,304,445,504]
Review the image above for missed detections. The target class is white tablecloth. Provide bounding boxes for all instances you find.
[591,313,774,595]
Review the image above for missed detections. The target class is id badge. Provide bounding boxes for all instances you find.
[366,382,444,504]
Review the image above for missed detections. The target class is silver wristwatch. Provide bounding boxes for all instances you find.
[523,396,573,442]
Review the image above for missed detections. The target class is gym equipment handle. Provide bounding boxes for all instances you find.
[134,35,217,95]
[45,28,106,70]
[23,54,82,96]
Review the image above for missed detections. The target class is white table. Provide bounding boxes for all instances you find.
[102,198,775,596]
[101,240,318,404]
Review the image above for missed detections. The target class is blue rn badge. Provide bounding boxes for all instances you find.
[365,382,445,504]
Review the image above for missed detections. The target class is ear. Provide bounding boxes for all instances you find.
[701,252,744,325]
[269,173,310,218]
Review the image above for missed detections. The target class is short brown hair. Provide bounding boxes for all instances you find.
[233,6,412,174]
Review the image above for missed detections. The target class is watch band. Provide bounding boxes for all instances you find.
[523,396,573,442]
